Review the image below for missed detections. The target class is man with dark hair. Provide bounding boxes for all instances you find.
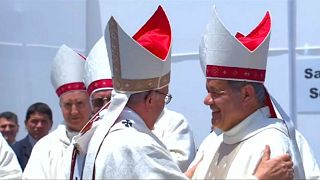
[12,102,53,170]
[191,8,303,179]
[0,111,19,145]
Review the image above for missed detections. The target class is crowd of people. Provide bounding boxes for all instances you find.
[0,5,319,180]
[0,102,53,178]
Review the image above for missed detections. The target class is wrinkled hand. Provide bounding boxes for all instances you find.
[254,145,294,180]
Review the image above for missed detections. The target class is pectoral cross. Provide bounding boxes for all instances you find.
[122,119,133,127]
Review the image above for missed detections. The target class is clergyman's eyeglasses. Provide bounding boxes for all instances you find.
[154,91,172,105]
[91,97,111,108]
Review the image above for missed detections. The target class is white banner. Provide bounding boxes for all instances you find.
[296,59,320,112]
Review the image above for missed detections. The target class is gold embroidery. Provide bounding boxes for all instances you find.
[113,72,170,92]
[109,17,121,78]
[107,17,170,92]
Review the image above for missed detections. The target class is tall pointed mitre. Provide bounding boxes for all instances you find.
[51,44,86,97]
[82,6,172,179]
[199,8,276,114]
[199,8,277,116]
[84,36,113,97]
[200,8,271,83]
[105,5,171,93]
[199,8,306,178]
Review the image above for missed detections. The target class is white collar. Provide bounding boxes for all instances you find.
[222,106,281,144]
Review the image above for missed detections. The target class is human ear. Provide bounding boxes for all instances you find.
[241,84,255,102]
[144,91,155,111]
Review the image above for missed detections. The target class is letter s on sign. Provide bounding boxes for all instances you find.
[305,68,313,79]
[310,88,318,99]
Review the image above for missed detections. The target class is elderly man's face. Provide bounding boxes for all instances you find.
[60,91,91,132]
[153,86,169,120]
[0,118,18,144]
[204,79,245,131]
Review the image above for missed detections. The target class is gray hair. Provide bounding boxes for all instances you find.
[228,80,265,105]
[127,91,150,106]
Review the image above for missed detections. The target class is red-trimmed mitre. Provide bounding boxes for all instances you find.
[56,82,86,97]
[87,79,113,95]
[104,5,172,93]
[133,6,171,61]
[202,10,271,83]
[51,45,87,97]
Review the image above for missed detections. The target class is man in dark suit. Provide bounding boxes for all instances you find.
[12,102,53,170]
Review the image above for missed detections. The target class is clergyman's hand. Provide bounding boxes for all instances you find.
[254,145,294,180]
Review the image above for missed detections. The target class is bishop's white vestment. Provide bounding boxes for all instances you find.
[153,107,196,172]
[82,107,188,179]
[192,107,305,179]
[23,124,75,179]
[0,133,22,179]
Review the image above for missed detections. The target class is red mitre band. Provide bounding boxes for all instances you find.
[87,79,113,95]
[56,82,86,97]
[206,65,266,83]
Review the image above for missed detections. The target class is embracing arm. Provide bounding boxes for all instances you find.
[254,145,294,180]
[153,109,196,172]
[184,145,294,180]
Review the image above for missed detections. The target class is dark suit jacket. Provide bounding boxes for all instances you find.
[12,135,33,170]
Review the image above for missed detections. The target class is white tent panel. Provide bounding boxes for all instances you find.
[296,0,320,47]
